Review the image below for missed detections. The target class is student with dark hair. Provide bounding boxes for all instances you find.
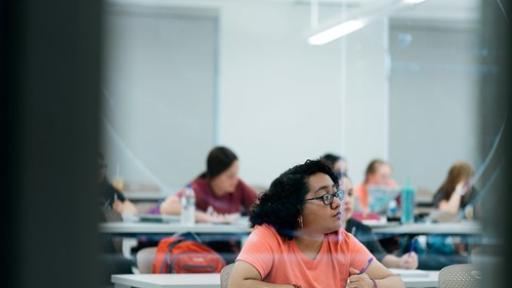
[160,146,257,223]
[98,154,135,284]
[342,176,418,270]
[229,160,404,288]
[98,153,138,217]
[319,153,347,207]
[320,155,418,270]
[320,153,348,180]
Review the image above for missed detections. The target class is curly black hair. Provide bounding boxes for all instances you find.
[250,159,338,240]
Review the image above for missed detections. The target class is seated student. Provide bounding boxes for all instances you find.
[98,154,138,217]
[432,161,476,216]
[418,161,476,270]
[320,153,348,179]
[160,146,257,223]
[342,176,418,269]
[98,154,135,284]
[355,159,398,213]
[229,160,404,288]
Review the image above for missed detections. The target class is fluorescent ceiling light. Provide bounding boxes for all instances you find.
[307,0,429,46]
[308,19,366,45]
[401,0,427,4]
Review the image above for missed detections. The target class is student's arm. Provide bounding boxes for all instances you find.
[112,190,138,215]
[240,180,258,212]
[116,199,138,215]
[228,261,295,288]
[348,233,404,288]
[438,182,466,214]
[381,252,418,269]
[160,196,239,223]
[348,261,404,288]
[159,195,181,215]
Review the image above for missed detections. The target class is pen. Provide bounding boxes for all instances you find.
[358,257,374,275]
[408,236,417,255]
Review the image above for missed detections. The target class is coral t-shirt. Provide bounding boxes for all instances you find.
[355,183,369,211]
[237,224,374,288]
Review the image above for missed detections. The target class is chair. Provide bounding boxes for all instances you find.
[136,247,157,274]
[439,264,481,288]
[220,263,235,288]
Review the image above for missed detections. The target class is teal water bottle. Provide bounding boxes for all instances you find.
[400,182,415,224]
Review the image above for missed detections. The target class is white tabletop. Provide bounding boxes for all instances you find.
[100,221,252,236]
[390,269,439,288]
[124,192,167,201]
[112,270,439,288]
[372,221,482,235]
[112,273,218,288]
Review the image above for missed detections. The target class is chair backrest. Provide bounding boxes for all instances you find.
[136,247,157,274]
[439,264,481,288]
[220,263,235,288]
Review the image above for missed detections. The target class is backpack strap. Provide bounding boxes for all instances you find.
[162,237,187,273]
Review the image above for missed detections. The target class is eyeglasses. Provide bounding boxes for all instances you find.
[305,190,344,206]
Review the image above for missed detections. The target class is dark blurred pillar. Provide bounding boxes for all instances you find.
[479,1,510,287]
[1,0,102,287]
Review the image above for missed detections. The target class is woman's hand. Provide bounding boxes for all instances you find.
[399,252,418,269]
[455,181,468,196]
[346,267,375,288]
[205,207,240,223]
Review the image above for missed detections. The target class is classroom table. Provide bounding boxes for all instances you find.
[124,192,167,202]
[100,221,252,237]
[111,269,440,288]
[100,218,403,237]
[372,221,482,235]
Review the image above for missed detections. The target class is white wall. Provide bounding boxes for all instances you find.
[104,4,218,191]
[343,18,389,185]
[216,1,389,186]
[388,21,481,191]
[218,1,345,186]
[107,0,390,188]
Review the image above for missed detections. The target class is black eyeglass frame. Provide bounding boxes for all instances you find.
[304,190,345,206]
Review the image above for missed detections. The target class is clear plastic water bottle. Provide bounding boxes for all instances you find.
[180,186,196,226]
[400,184,415,224]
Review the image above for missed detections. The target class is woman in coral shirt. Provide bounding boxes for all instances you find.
[229,160,403,288]
[354,159,398,213]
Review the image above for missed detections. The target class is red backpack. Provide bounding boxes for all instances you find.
[152,236,226,274]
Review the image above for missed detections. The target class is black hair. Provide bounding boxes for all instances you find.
[320,153,349,179]
[250,159,338,240]
[199,146,238,179]
[319,153,343,170]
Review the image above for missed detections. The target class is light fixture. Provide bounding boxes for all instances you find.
[401,0,427,4]
[307,0,429,46]
[308,19,367,45]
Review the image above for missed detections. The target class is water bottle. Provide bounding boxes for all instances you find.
[180,186,196,226]
[387,199,398,219]
[400,184,415,224]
